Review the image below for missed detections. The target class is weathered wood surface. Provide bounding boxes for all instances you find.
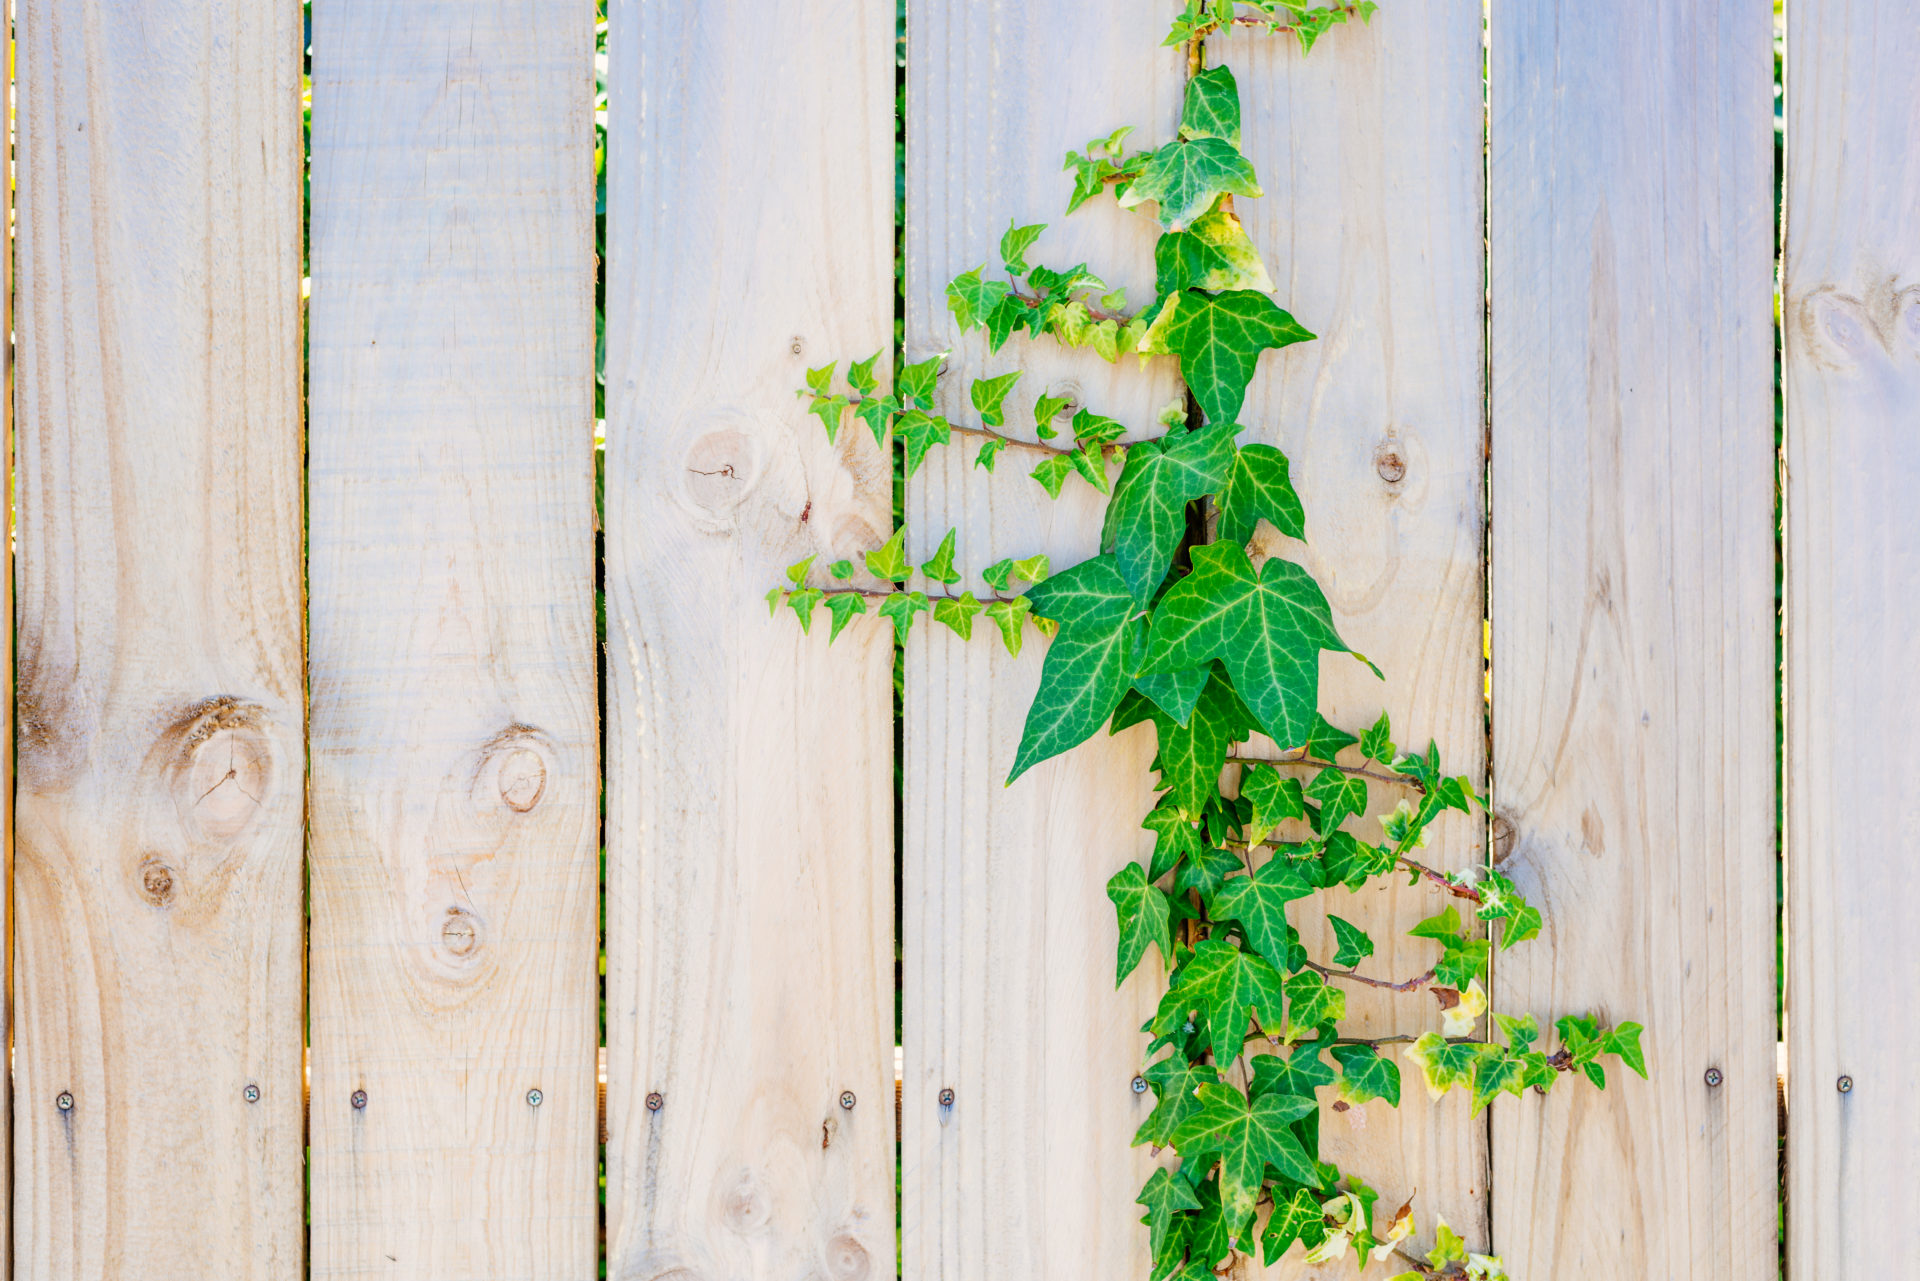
[1222,7,1490,1268]
[601,1,897,1277]
[1784,1,1920,1272]
[307,3,600,1276]
[901,2,1183,1277]
[13,0,305,1275]
[1490,1,1778,1275]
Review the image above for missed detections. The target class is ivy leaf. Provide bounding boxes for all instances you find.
[1155,204,1274,297]
[828,559,856,580]
[1605,1023,1649,1078]
[1329,915,1375,968]
[1119,138,1263,231]
[1030,452,1076,499]
[787,587,823,632]
[1174,939,1289,1062]
[1261,1187,1331,1265]
[1000,220,1046,275]
[854,391,899,448]
[845,351,882,397]
[1131,664,1211,728]
[1134,1053,1220,1148]
[1495,1012,1540,1053]
[804,362,836,395]
[1330,1044,1402,1107]
[785,555,816,587]
[1033,391,1074,439]
[1143,799,1203,882]
[1433,937,1491,990]
[1218,443,1306,543]
[1180,64,1243,147]
[1108,861,1174,985]
[824,592,865,641]
[1469,1048,1527,1115]
[1068,444,1113,495]
[1012,554,1050,586]
[1429,1218,1471,1268]
[1307,768,1368,834]
[948,265,1011,332]
[1360,712,1395,765]
[1103,421,1237,601]
[1240,765,1306,846]
[1136,1167,1201,1261]
[1010,556,1138,782]
[1249,1041,1337,1101]
[1173,844,1243,904]
[877,591,928,641]
[897,353,944,410]
[1305,712,1361,763]
[983,596,1031,657]
[1283,969,1346,1031]
[920,528,962,586]
[1321,829,1394,889]
[1210,859,1316,973]
[933,591,984,640]
[1171,1084,1319,1228]
[895,408,953,478]
[865,528,911,582]
[1143,541,1348,749]
[975,437,1006,471]
[971,371,1022,427]
[1186,1175,1237,1268]
[1146,668,1256,813]
[1403,1032,1495,1100]
[1139,290,1315,425]
[809,393,850,441]
[983,292,1038,352]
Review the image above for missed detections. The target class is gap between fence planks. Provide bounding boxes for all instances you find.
[601,1,897,1277]
[1784,0,1920,1271]
[1489,1,1778,1275]
[12,1,306,1276]
[307,3,600,1277]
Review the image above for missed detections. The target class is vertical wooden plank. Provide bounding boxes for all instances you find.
[601,1,896,1277]
[12,0,304,1275]
[1784,1,1920,1271]
[1222,6,1490,1267]
[307,2,599,1276]
[901,4,1182,1277]
[1489,1,1777,1275]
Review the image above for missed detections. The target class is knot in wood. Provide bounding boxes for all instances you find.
[824,1234,871,1280]
[496,748,547,811]
[441,908,481,957]
[717,1169,771,1234]
[1374,443,1407,484]
[139,856,177,906]
[171,697,272,841]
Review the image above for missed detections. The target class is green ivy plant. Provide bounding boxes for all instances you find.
[775,5,1646,1277]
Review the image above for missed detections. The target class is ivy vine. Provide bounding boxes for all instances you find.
[775,4,1646,1277]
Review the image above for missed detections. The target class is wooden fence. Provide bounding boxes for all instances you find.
[0,0,1907,1277]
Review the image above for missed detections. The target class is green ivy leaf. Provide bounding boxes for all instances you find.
[1010,556,1139,782]
[983,596,1031,657]
[1030,452,1076,499]
[971,371,1022,427]
[948,266,1011,332]
[865,528,911,582]
[1173,939,1289,1063]
[975,437,1006,471]
[823,592,865,641]
[1330,1044,1402,1107]
[1495,1012,1540,1053]
[1249,1040,1337,1101]
[845,351,882,397]
[1033,391,1073,440]
[1001,220,1047,275]
[1134,1052,1220,1148]
[1186,1175,1237,1268]
[1328,915,1375,968]
[1305,712,1361,763]
[1180,64,1243,147]
[1136,1167,1201,1262]
[764,586,784,617]
[981,558,1015,593]
[1261,1186,1331,1265]
[804,362,836,395]
[1173,844,1243,903]
[1210,859,1316,973]
[1218,443,1306,543]
[933,591,984,640]
[1321,829,1394,889]
[1171,1084,1319,1229]
[1108,861,1174,985]
[1605,1022,1649,1078]
[1103,422,1237,601]
[1283,969,1346,1031]
[854,392,898,448]
[809,393,850,442]
[1119,138,1263,231]
[828,559,856,580]
[786,587,823,632]
[785,555,816,587]
[1307,768,1368,834]
[1433,937,1491,990]
[1146,668,1256,814]
[1139,290,1315,425]
[920,528,962,585]
[897,353,944,410]
[1069,444,1114,495]
[1403,1032,1495,1100]
[1469,1047,1528,1115]
[1012,554,1050,585]
[877,590,928,641]
[1359,711,1394,765]
[1143,798,1203,881]
[1143,541,1348,749]
[895,408,953,478]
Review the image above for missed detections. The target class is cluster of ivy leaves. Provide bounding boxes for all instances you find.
[775,10,1647,1279]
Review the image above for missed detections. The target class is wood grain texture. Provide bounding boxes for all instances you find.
[601,2,897,1278]
[13,0,305,1275]
[1221,7,1489,1269]
[1784,1,1920,1272]
[307,3,599,1276]
[1489,1,1777,1275]
[901,3,1183,1277]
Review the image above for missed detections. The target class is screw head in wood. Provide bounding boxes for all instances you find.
[526,1088,543,1107]
[938,1088,955,1107]
[1703,1067,1722,1088]
[645,1092,664,1112]
[350,1089,368,1110]
[1131,1075,1149,1095]
[243,1084,261,1103]
[55,1092,74,1112]
[1837,1075,1854,1094]
[839,1091,857,1110]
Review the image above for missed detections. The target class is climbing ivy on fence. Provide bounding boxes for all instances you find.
[774,4,1647,1277]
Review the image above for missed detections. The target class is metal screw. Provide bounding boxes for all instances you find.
[1131,1075,1149,1095]
[350,1089,368,1110]
[1703,1067,1722,1088]
[1837,1075,1854,1094]
[938,1088,955,1107]
[243,1084,261,1103]
[645,1092,664,1112]
[526,1088,543,1108]
[55,1092,74,1112]
[839,1091,857,1110]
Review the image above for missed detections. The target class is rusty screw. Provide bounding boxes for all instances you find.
[1131,1075,1149,1095]
[526,1088,543,1108]
[938,1088,955,1107]
[55,1092,74,1113]
[839,1091,857,1110]
[645,1092,664,1112]
[1703,1067,1722,1088]
[1837,1075,1854,1094]
[243,1084,261,1104]
[350,1089,368,1110]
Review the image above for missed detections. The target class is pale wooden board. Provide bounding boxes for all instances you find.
[1489,1,1778,1275]
[901,2,1184,1276]
[1220,8,1490,1270]
[306,3,599,1276]
[1784,1,1920,1271]
[12,0,305,1275]
[600,1,897,1277]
